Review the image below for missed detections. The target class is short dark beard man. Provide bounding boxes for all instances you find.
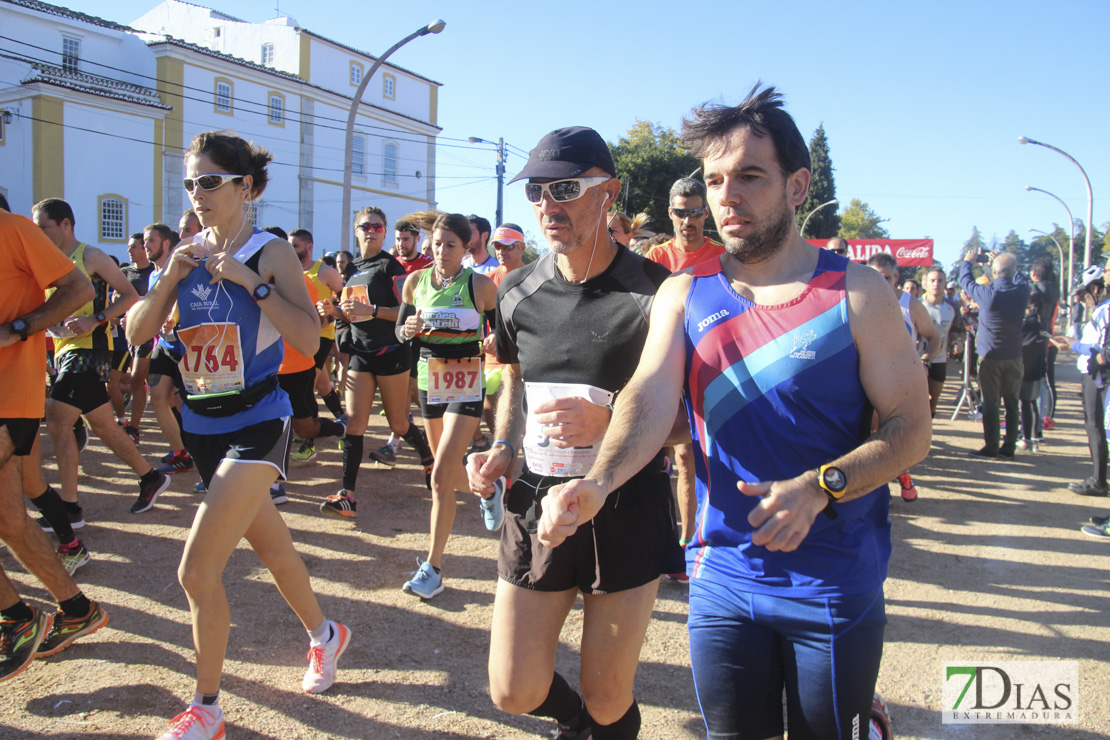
[720,194,794,265]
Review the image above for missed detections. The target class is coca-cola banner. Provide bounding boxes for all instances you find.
[807,239,934,267]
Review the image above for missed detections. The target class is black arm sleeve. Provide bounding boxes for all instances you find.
[395,302,417,344]
[484,309,497,335]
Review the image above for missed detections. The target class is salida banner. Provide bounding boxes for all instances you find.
[807,238,935,267]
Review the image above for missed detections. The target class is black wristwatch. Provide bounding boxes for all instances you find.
[10,318,29,342]
[816,464,848,520]
[251,283,273,302]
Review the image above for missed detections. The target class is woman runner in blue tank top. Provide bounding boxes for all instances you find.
[126,132,349,740]
[395,212,498,599]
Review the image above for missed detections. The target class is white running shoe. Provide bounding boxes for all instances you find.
[156,705,225,740]
[303,621,351,694]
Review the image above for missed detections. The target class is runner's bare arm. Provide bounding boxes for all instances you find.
[126,244,203,345]
[537,274,689,546]
[910,296,940,362]
[253,238,320,358]
[466,362,525,495]
[319,262,346,294]
[86,247,141,320]
[0,267,93,347]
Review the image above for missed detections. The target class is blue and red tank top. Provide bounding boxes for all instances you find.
[174,228,292,434]
[682,249,890,597]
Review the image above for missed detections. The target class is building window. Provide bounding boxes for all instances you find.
[245,201,259,226]
[383,73,395,100]
[351,136,365,175]
[350,62,362,87]
[62,37,80,73]
[214,78,233,113]
[213,26,221,38]
[261,43,274,66]
[268,93,285,125]
[98,195,127,242]
[383,142,398,184]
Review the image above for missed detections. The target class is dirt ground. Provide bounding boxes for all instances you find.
[1,359,1108,739]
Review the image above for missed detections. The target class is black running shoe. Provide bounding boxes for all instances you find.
[131,472,171,513]
[1090,514,1110,526]
[122,425,140,444]
[0,608,51,683]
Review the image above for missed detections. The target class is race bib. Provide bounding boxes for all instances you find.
[523,382,613,478]
[427,357,482,404]
[176,322,245,395]
[342,284,370,305]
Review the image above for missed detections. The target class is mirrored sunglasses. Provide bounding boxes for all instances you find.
[357,222,386,233]
[524,177,610,205]
[671,207,708,219]
[183,173,244,192]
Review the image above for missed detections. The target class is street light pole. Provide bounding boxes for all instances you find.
[1019,136,1094,269]
[1028,228,1067,320]
[1025,185,1076,297]
[799,199,838,239]
[341,20,446,252]
[467,136,505,227]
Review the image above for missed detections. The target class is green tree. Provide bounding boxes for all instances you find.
[796,124,839,238]
[837,199,889,239]
[609,121,703,237]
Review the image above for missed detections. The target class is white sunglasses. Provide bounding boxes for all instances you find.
[524,177,610,204]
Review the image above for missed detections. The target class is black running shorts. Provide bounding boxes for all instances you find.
[313,337,335,370]
[0,418,40,457]
[50,350,111,414]
[278,367,318,419]
[348,346,410,376]
[112,343,130,373]
[418,388,482,420]
[130,339,154,360]
[928,361,948,384]
[498,460,685,594]
[182,416,292,490]
[148,344,182,382]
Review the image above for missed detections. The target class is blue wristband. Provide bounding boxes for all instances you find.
[493,440,515,458]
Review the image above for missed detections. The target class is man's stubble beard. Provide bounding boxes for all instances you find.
[721,197,794,266]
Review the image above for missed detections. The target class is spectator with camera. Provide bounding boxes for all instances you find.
[1051,264,1110,496]
[959,249,1030,458]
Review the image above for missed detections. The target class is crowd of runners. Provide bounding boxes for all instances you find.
[4,83,1100,739]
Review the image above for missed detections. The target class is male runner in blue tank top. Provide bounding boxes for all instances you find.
[538,86,932,740]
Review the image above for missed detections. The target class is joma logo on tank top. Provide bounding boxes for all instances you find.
[697,309,729,333]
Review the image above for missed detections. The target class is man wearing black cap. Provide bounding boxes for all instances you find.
[467,126,684,740]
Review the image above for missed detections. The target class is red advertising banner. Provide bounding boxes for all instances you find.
[807,239,935,267]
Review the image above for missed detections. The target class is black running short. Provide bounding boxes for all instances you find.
[148,343,181,381]
[0,418,40,457]
[928,362,948,384]
[130,339,154,360]
[418,388,482,420]
[499,459,685,594]
[50,350,111,414]
[313,337,335,370]
[112,343,130,373]
[182,416,292,490]
[348,346,410,376]
[278,367,318,419]
[409,341,420,379]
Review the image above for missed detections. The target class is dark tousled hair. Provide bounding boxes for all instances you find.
[467,214,491,240]
[185,132,272,197]
[33,198,75,226]
[681,83,811,176]
[289,228,313,242]
[0,192,9,212]
[354,205,386,228]
[403,210,471,247]
[129,232,144,242]
[145,223,174,243]
[395,219,419,235]
[262,225,288,240]
[669,177,706,205]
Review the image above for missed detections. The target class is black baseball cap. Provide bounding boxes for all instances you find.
[509,126,616,183]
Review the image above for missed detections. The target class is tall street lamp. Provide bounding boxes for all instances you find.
[1028,228,1067,320]
[341,20,446,251]
[467,136,505,227]
[1025,185,1076,296]
[1019,136,1094,269]
[799,199,838,239]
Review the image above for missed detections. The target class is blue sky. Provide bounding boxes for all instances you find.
[63,0,1109,269]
